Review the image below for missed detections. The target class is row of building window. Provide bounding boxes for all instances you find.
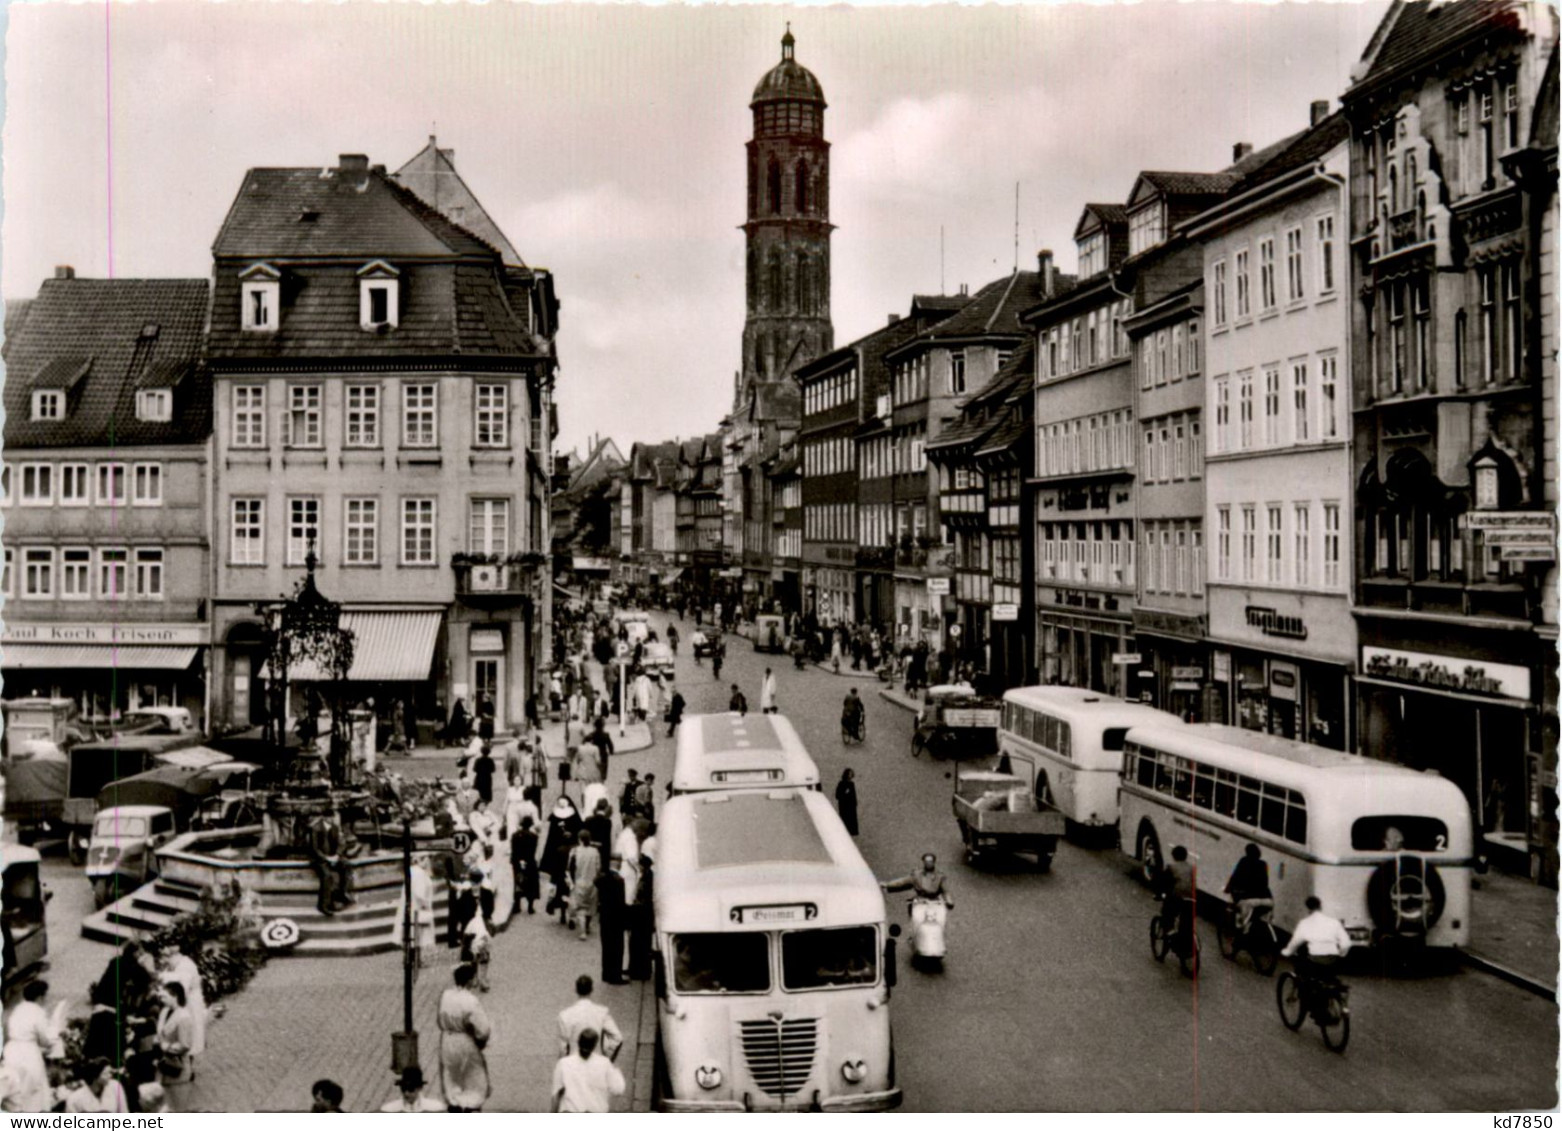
[1211,213,1337,328]
[1038,299,1132,381]
[892,355,932,405]
[774,529,802,560]
[804,436,855,477]
[1,462,164,508]
[1213,501,1343,590]
[229,496,517,568]
[230,381,518,450]
[1140,413,1203,485]
[31,388,173,425]
[1140,520,1206,598]
[1038,521,1136,588]
[1367,263,1522,397]
[3,546,165,601]
[859,503,894,548]
[1137,320,1202,389]
[1209,354,1341,455]
[803,367,857,417]
[1037,410,1135,478]
[805,503,856,543]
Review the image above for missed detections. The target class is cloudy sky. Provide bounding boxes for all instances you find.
[2,1,1388,454]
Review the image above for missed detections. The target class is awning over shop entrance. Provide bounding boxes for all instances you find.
[2,644,200,670]
[661,568,685,584]
[261,611,441,682]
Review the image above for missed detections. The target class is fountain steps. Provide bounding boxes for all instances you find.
[82,877,457,957]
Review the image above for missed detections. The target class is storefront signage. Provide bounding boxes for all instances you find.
[992,603,1020,622]
[1133,609,1206,639]
[1463,512,1556,533]
[1171,681,1201,692]
[1172,666,1205,681]
[470,629,505,654]
[1245,606,1308,640]
[926,578,951,595]
[1112,653,1142,665]
[1213,652,1232,682]
[1362,646,1531,702]
[1269,664,1299,702]
[2,623,207,646]
[1498,544,1556,562]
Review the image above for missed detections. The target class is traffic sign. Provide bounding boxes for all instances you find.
[949,624,963,638]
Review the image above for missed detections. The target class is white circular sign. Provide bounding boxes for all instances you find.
[261,918,301,949]
[949,625,963,638]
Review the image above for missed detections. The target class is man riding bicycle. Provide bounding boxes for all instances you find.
[1282,895,1352,996]
[1157,845,1197,942]
[1224,842,1274,933]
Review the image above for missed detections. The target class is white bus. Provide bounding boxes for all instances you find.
[997,686,1181,828]
[653,789,901,1112]
[1119,723,1474,948]
[671,713,820,796]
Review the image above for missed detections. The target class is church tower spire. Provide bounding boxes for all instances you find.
[741,29,833,402]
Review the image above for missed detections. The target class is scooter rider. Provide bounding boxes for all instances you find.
[881,853,953,907]
[841,689,865,737]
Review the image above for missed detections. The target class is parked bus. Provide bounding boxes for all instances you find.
[671,713,820,796]
[1119,723,1473,949]
[653,788,901,1112]
[997,686,1181,829]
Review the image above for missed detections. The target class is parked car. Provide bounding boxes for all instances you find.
[61,741,227,864]
[1,698,91,758]
[86,804,179,908]
[642,642,676,678]
[1,846,49,988]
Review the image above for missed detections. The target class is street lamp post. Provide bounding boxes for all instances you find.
[392,819,418,1074]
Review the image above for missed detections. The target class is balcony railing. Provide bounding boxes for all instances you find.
[452,555,544,601]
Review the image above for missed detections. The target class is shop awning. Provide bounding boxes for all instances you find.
[661,568,685,584]
[261,611,441,683]
[1,644,199,671]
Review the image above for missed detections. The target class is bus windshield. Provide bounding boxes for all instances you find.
[672,932,770,993]
[782,926,878,990]
[1351,816,1450,852]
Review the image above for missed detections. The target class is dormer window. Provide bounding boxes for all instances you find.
[358,261,401,330]
[239,263,281,332]
[136,389,172,422]
[31,390,63,421]
[1128,204,1165,257]
[1077,233,1106,279]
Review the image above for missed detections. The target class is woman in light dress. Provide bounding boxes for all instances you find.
[159,943,207,1056]
[2,980,62,1112]
[155,981,196,1091]
[437,964,492,1112]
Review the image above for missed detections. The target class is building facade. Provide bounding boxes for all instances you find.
[207,152,557,737]
[1190,112,1355,749]
[1,273,213,725]
[796,345,861,625]
[1344,0,1559,873]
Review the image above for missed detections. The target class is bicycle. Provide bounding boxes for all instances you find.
[1276,962,1351,1051]
[841,715,866,745]
[1218,900,1280,975]
[1149,900,1200,978]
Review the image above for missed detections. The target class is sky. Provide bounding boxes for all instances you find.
[1,0,1391,456]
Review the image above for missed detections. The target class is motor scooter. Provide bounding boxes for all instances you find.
[907,897,949,971]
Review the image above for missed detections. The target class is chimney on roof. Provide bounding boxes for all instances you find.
[54,265,74,280]
[959,283,969,297]
[1037,249,1056,296]
[370,164,386,175]
[1310,99,1331,127]
[887,313,900,326]
[339,154,369,174]
[1233,142,1254,162]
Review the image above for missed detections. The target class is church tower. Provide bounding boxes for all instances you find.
[741,28,833,400]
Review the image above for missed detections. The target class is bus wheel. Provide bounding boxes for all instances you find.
[1136,825,1162,886]
[67,831,87,867]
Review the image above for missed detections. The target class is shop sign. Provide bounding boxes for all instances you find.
[1112,653,1142,665]
[771,569,786,581]
[1172,666,1205,681]
[992,603,1020,622]
[1498,544,1556,562]
[1134,608,1206,639]
[1245,606,1308,640]
[2,622,207,646]
[1269,664,1299,702]
[1463,511,1556,533]
[926,578,951,595]
[1213,652,1232,682]
[470,629,505,654]
[1171,681,1201,692]
[1362,646,1531,702]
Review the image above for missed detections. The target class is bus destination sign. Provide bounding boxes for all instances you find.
[730,903,818,925]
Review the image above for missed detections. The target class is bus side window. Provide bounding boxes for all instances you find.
[1154,752,1174,794]
[1042,714,1057,753]
[1192,765,1214,811]
[1236,776,1261,826]
[1135,747,1155,788]
[1285,791,1308,844]
[1172,757,1193,802]
[1058,721,1071,761]
[1214,769,1237,818]
[1259,783,1287,836]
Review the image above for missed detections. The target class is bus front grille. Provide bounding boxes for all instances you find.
[738,1018,819,1099]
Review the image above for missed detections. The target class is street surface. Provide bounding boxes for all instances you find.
[24,606,1560,1111]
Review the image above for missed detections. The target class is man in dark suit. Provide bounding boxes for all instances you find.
[596,860,627,984]
[309,811,353,915]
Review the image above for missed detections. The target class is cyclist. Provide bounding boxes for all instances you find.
[1224,842,1274,933]
[1157,846,1197,944]
[841,689,865,740]
[1281,895,1352,1004]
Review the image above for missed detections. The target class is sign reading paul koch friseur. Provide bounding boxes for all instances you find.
[1361,646,1531,703]
[2,622,208,646]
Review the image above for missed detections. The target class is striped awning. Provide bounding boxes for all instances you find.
[263,611,442,683]
[1,644,199,671]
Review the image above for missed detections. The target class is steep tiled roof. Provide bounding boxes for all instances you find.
[393,139,525,267]
[3,277,211,449]
[4,297,34,358]
[912,270,1046,343]
[975,412,1029,460]
[1229,112,1351,194]
[1353,0,1528,95]
[1138,170,1243,198]
[214,164,498,259]
[1074,203,1128,237]
[926,411,1001,455]
[911,294,972,314]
